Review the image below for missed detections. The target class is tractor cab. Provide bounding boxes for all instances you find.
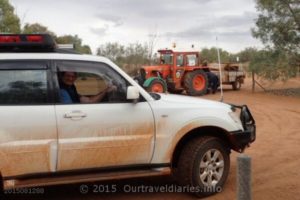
[137,49,209,96]
[159,49,199,66]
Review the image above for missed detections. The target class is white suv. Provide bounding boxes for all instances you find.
[0,34,255,197]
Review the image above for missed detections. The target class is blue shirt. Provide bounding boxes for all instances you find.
[59,89,73,104]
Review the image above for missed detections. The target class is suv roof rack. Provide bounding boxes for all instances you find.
[55,43,80,54]
[55,48,80,54]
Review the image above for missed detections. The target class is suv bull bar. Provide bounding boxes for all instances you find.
[228,104,256,152]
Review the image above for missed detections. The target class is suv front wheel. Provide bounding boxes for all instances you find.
[174,136,230,197]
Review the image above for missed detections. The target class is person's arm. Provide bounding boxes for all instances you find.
[81,87,109,103]
[79,85,116,103]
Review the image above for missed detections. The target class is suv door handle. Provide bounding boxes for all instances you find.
[64,111,87,119]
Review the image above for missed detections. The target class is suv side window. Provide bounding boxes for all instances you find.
[0,61,49,105]
[55,60,131,104]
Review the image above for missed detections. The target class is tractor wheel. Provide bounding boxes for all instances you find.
[146,79,166,93]
[174,136,230,197]
[232,78,242,90]
[184,70,208,96]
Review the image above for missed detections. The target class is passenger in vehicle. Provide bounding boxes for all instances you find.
[59,71,116,103]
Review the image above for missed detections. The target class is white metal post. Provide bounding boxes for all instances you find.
[216,37,224,102]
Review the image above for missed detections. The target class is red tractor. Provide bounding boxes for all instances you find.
[135,49,209,96]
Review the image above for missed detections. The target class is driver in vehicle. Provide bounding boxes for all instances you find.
[59,71,116,104]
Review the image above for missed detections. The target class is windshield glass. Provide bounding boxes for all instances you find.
[187,54,197,66]
[160,53,173,65]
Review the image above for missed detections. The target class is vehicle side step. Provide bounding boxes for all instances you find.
[3,167,171,190]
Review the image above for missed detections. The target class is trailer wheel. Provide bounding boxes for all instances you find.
[146,79,166,93]
[232,78,242,90]
[184,70,208,96]
[174,136,230,197]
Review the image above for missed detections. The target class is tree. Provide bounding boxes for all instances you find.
[252,0,300,53]
[249,49,298,80]
[96,42,150,75]
[56,35,92,54]
[22,25,91,54]
[0,1,91,55]
[125,43,149,66]
[251,0,300,80]
[200,47,233,63]
[0,0,21,33]
[147,32,158,64]
[96,42,125,66]
[22,24,91,54]
[22,23,56,37]
[236,47,259,63]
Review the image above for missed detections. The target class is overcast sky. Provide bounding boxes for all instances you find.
[10,0,263,54]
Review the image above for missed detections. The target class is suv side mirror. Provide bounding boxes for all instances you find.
[126,86,140,100]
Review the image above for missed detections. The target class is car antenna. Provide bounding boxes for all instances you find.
[216,36,224,102]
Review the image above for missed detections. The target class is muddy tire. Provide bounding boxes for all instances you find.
[232,78,242,90]
[174,136,230,197]
[146,79,166,93]
[184,70,208,96]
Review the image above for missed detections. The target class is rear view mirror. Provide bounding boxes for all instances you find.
[127,86,140,100]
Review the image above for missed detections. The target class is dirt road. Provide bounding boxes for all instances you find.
[205,87,300,200]
[5,78,300,200]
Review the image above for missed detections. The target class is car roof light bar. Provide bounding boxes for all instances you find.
[0,34,56,52]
